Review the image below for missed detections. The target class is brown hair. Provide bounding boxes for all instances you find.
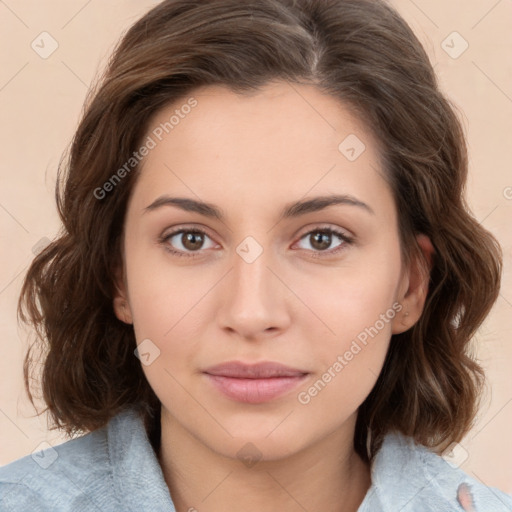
[19,0,502,462]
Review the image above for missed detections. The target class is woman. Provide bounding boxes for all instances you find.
[1,0,511,510]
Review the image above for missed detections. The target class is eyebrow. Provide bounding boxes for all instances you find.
[143,193,375,220]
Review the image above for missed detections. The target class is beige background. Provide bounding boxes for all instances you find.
[0,0,511,494]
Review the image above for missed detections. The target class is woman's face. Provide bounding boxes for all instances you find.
[114,81,429,461]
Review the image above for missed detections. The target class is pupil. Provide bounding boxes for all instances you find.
[184,232,203,250]
[312,231,330,250]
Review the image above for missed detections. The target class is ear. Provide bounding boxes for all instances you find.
[112,265,133,325]
[391,234,434,334]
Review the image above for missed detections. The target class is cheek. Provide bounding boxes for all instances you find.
[292,245,402,344]
[292,245,402,403]
[126,230,403,353]
[126,224,402,355]
[125,237,203,334]
[128,274,206,372]
[126,261,206,410]
[294,269,399,417]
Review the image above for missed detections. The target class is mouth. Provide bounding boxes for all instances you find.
[203,361,309,404]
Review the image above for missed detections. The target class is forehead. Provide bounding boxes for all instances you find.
[131,81,392,219]
[144,80,379,164]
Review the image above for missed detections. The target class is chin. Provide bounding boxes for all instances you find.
[202,416,311,462]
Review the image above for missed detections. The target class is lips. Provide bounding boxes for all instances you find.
[203,361,309,403]
[204,361,308,379]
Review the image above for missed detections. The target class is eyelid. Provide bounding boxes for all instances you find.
[158,224,220,257]
[159,223,355,258]
[160,224,217,242]
[292,225,354,255]
[295,223,354,241]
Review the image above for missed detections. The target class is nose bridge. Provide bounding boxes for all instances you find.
[231,234,275,310]
[217,233,288,337]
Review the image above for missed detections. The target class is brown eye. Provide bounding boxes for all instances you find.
[309,231,333,251]
[160,228,216,257]
[296,228,354,256]
[180,231,205,251]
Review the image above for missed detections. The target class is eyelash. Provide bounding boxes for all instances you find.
[158,226,354,259]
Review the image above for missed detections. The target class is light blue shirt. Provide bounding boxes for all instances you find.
[1,407,511,511]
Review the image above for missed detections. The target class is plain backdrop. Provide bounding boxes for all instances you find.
[0,0,511,494]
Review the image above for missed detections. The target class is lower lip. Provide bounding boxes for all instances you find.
[204,374,308,404]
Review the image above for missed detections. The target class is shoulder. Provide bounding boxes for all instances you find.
[0,407,174,511]
[0,419,116,511]
[364,432,512,512]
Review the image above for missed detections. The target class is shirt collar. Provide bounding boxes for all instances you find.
[365,430,465,511]
[107,409,457,512]
[108,407,176,510]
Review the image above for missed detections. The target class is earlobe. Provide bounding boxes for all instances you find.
[113,296,133,324]
[391,234,435,334]
[112,267,133,325]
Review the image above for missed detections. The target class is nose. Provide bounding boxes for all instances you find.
[215,239,291,341]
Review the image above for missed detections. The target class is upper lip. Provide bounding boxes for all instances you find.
[203,361,309,378]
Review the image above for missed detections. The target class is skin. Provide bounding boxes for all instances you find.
[113,80,433,512]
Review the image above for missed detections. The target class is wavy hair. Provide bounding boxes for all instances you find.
[18,0,502,462]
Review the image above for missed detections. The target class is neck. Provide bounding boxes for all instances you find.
[157,409,372,512]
